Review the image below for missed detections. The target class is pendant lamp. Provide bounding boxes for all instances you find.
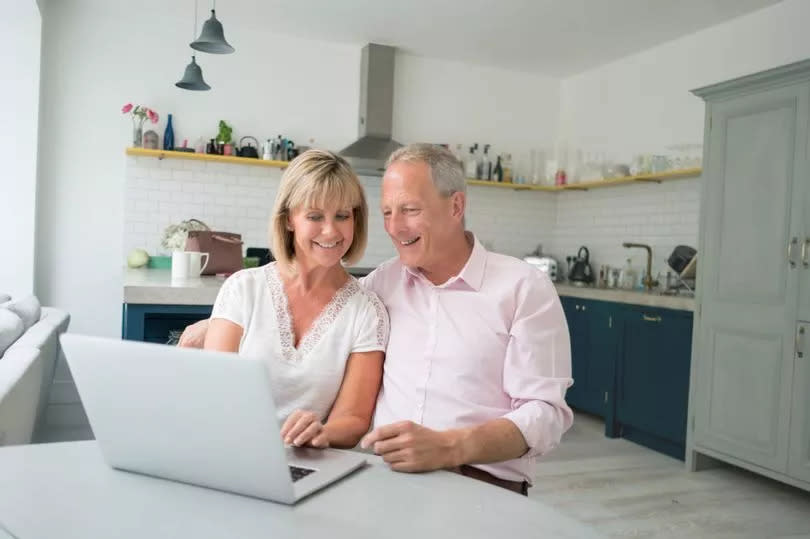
[175,55,211,91]
[191,0,235,54]
[175,0,211,91]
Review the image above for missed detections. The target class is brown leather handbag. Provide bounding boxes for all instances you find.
[184,219,243,275]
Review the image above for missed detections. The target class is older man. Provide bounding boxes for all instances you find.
[180,143,573,495]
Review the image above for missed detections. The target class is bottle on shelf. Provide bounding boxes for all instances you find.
[465,146,478,179]
[502,153,513,183]
[482,144,492,181]
[493,155,503,182]
[163,113,175,151]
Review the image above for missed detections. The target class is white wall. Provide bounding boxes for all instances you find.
[37,1,561,337]
[1,0,40,298]
[558,0,810,161]
[393,53,560,155]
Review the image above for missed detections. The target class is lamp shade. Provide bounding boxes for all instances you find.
[190,9,235,54]
[175,55,211,91]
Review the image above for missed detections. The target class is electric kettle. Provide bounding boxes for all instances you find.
[568,246,594,286]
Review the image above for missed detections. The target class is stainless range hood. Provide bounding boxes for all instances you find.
[339,43,402,177]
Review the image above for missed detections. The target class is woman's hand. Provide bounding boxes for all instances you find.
[280,410,329,448]
[178,319,211,348]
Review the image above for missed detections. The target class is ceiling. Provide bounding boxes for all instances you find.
[83,0,782,76]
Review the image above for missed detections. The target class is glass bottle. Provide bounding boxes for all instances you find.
[163,113,175,151]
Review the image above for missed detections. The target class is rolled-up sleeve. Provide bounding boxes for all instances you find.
[502,271,573,458]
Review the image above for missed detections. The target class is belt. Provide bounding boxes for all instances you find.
[450,465,529,496]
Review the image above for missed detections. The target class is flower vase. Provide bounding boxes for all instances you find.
[133,121,144,148]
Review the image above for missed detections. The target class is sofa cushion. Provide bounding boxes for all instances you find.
[0,294,9,304]
[1,295,41,332]
[0,309,24,357]
[39,307,70,335]
[0,346,43,446]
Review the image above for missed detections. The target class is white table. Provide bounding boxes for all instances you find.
[0,441,603,539]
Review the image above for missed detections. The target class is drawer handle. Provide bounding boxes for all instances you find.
[803,238,809,269]
[798,326,806,359]
[642,314,662,323]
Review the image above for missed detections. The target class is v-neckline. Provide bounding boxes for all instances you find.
[265,263,357,362]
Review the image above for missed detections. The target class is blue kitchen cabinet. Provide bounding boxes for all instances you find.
[614,305,693,460]
[560,297,619,434]
[122,304,213,343]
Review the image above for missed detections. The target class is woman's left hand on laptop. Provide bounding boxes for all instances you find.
[280,410,329,448]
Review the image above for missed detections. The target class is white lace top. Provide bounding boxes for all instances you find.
[210,263,389,423]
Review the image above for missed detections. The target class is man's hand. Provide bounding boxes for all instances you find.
[280,410,329,448]
[177,319,210,348]
[360,421,462,472]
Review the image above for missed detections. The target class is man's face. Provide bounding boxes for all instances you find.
[380,160,462,271]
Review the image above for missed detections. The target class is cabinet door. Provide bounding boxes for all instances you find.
[693,83,808,472]
[617,307,693,458]
[800,141,810,321]
[577,300,617,417]
[788,322,810,483]
[560,298,617,418]
[561,298,586,410]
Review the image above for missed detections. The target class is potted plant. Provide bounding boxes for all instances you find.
[217,120,233,155]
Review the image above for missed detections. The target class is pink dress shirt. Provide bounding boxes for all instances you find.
[361,235,574,484]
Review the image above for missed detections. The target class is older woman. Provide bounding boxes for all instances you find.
[204,149,388,449]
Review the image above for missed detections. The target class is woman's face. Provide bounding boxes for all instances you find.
[287,204,355,269]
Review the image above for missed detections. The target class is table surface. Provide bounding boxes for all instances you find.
[0,441,603,539]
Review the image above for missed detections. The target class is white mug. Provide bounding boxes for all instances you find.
[171,251,190,280]
[187,251,210,277]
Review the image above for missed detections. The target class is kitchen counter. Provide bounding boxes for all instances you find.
[124,268,226,305]
[125,268,694,311]
[555,284,695,312]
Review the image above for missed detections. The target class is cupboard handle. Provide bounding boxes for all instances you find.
[798,326,806,359]
[581,305,587,311]
[575,305,580,311]
[642,314,662,323]
[802,238,809,268]
[788,237,798,268]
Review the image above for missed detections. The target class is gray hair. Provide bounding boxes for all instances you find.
[386,143,467,197]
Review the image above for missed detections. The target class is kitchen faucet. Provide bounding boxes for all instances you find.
[622,242,659,292]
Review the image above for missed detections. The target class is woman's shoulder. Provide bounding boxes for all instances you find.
[346,277,388,321]
[224,264,274,287]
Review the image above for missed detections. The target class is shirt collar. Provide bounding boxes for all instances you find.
[402,232,487,291]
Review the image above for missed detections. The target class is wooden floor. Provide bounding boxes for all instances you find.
[531,414,810,538]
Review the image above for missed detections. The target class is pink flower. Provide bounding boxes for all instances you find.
[147,109,159,124]
[121,103,133,113]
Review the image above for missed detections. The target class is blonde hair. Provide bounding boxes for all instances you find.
[270,149,368,270]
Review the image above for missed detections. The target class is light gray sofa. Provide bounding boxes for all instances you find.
[0,294,69,446]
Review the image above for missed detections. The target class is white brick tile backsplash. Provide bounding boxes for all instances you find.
[124,160,700,275]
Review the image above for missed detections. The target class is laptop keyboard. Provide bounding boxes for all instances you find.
[289,465,316,482]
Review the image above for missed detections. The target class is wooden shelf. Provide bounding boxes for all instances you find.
[126,147,701,191]
[466,167,702,192]
[125,147,289,168]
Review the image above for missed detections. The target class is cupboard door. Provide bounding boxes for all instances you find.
[693,83,808,472]
[617,307,693,458]
[788,322,810,483]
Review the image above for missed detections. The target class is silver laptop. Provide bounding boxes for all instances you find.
[60,333,366,504]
